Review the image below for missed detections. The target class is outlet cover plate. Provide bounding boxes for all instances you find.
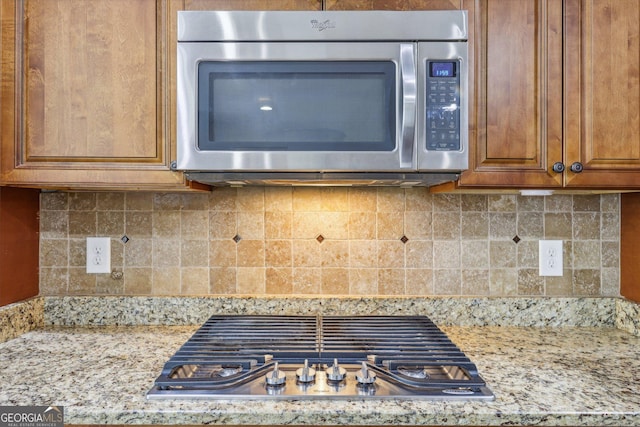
[86,237,111,274]
[539,240,563,276]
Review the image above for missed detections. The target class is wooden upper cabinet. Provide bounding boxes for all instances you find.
[458,0,564,188]
[564,0,640,188]
[0,0,194,190]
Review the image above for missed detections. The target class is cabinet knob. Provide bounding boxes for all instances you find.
[552,162,565,173]
[570,162,584,173]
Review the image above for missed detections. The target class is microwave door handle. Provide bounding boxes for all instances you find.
[399,43,417,168]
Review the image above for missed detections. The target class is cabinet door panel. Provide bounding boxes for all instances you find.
[25,0,157,159]
[564,0,640,187]
[458,0,563,188]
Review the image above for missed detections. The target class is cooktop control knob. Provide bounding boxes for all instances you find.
[355,361,377,385]
[265,362,286,386]
[325,358,347,382]
[296,359,316,383]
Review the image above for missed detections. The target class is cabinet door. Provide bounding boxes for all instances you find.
[457,0,563,188]
[325,0,462,10]
[564,0,640,188]
[0,0,194,190]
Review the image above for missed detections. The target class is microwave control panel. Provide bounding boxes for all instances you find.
[425,60,461,151]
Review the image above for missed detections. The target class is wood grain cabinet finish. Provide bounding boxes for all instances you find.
[0,0,194,190]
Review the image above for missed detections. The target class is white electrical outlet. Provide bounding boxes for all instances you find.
[539,240,563,276]
[86,237,111,274]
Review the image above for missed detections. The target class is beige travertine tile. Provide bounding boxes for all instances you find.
[39,267,69,295]
[378,269,404,295]
[489,240,516,268]
[152,267,181,294]
[96,274,124,294]
[546,272,573,296]
[320,212,349,239]
[266,240,292,267]
[321,240,349,267]
[266,267,293,294]
[601,267,620,296]
[461,212,488,239]
[41,192,68,210]
[377,240,404,268]
[124,267,152,294]
[377,188,404,212]
[573,212,600,240]
[349,268,377,295]
[125,238,152,267]
[265,211,292,239]
[517,195,544,212]
[461,240,489,269]
[489,213,516,239]
[98,211,124,236]
[153,193,183,211]
[209,188,237,211]
[602,241,619,268]
[350,240,377,268]
[181,267,209,294]
[433,194,460,212]
[125,211,153,238]
[181,240,209,267]
[69,211,96,237]
[236,267,265,295]
[293,268,321,294]
[488,194,516,212]
[238,212,265,239]
[405,269,432,295]
[125,192,153,211]
[406,240,432,268]
[265,187,293,212]
[517,212,543,238]
[153,211,180,239]
[320,188,349,212]
[573,240,600,268]
[573,195,600,212]
[348,212,376,239]
[462,269,490,295]
[69,193,96,211]
[348,188,377,211]
[489,269,518,295]
[210,267,237,294]
[293,239,321,267]
[181,193,209,210]
[377,211,404,239]
[404,211,432,239]
[237,187,265,212]
[433,269,460,295]
[292,188,323,212]
[545,194,573,212]
[40,211,68,239]
[433,240,460,268]
[68,268,96,294]
[236,240,265,267]
[321,267,349,295]
[292,212,323,239]
[97,192,125,210]
[461,194,486,212]
[573,269,601,295]
[153,239,181,267]
[432,212,460,240]
[69,239,86,267]
[181,211,209,240]
[210,212,237,239]
[517,269,544,296]
[601,212,620,240]
[209,240,236,267]
[516,240,538,269]
[40,239,68,267]
[544,212,572,239]
[405,188,431,211]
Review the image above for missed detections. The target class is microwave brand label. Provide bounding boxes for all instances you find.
[310,19,335,31]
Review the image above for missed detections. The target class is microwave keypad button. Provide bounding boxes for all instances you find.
[425,61,461,152]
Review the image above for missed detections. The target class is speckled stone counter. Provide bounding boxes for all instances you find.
[0,324,638,426]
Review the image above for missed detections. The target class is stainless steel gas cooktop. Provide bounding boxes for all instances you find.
[147,315,494,400]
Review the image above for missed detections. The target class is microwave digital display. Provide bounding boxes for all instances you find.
[430,62,456,77]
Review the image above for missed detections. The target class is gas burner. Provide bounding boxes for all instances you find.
[397,366,429,379]
[148,315,494,400]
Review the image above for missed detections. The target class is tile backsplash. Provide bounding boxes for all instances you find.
[39,189,620,297]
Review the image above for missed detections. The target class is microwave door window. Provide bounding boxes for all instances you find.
[197,61,396,152]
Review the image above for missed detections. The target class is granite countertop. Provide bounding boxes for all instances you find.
[0,324,639,426]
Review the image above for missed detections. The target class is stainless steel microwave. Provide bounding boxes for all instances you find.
[175,10,468,186]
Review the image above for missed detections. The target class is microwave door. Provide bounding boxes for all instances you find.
[176,42,417,173]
